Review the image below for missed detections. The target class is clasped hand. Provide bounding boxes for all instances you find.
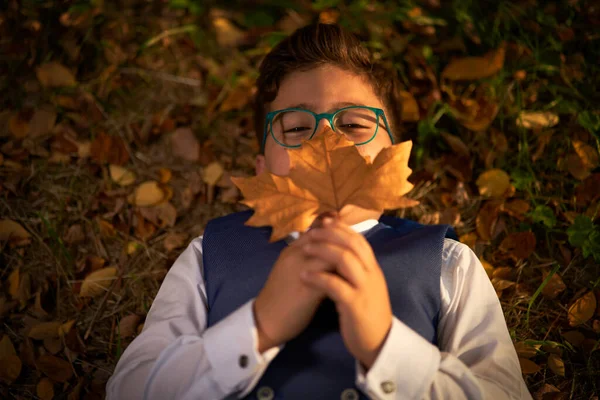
[253,215,393,370]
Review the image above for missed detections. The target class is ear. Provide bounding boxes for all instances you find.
[255,154,266,176]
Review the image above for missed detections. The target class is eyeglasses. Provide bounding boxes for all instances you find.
[262,105,394,150]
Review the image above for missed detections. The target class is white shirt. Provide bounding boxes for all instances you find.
[106,219,532,400]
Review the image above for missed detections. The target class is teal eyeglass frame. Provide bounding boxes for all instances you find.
[262,105,394,150]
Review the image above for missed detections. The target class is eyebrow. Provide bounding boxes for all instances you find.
[285,101,364,113]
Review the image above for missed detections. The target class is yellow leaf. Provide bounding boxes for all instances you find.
[568,291,597,326]
[58,320,76,337]
[573,140,599,169]
[28,321,61,340]
[0,354,22,384]
[37,377,55,400]
[36,62,77,87]
[231,129,416,242]
[516,111,559,129]
[514,341,540,358]
[203,162,224,186]
[158,168,172,183]
[128,181,165,206]
[109,164,136,186]
[476,169,511,197]
[399,91,420,122]
[80,267,117,298]
[212,16,246,47]
[442,47,505,80]
[8,267,19,300]
[0,220,31,243]
[518,357,541,374]
[547,354,565,376]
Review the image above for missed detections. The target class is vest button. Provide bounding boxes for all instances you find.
[381,380,396,394]
[256,386,274,400]
[341,388,359,400]
[239,354,248,368]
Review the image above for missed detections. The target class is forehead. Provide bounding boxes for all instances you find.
[269,65,382,112]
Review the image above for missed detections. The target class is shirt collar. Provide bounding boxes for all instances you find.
[285,219,379,243]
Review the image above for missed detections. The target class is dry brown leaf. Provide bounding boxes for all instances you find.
[171,128,200,162]
[9,111,30,138]
[499,231,536,260]
[212,16,246,47]
[567,152,592,180]
[541,270,566,300]
[440,131,470,157]
[8,267,20,300]
[518,357,541,374]
[36,354,73,383]
[139,202,177,228]
[28,108,57,138]
[502,199,530,220]
[163,232,188,252]
[0,354,22,384]
[562,330,585,346]
[514,341,541,358]
[573,140,599,169]
[476,169,511,197]
[231,129,416,242]
[491,277,515,292]
[460,232,478,249]
[480,259,494,278]
[109,165,136,186]
[220,76,254,112]
[516,111,559,129]
[36,62,77,87]
[64,224,85,245]
[28,321,61,340]
[59,320,76,337]
[43,336,63,354]
[37,377,55,400]
[90,132,130,166]
[568,291,597,326]
[547,354,565,376]
[158,168,172,184]
[128,181,166,207]
[118,314,141,338]
[0,219,31,246]
[476,200,501,241]
[442,47,505,80]
[0,335,16,359]
[80,266,117,298]
[97,218,116,238]
[399,91,420,122]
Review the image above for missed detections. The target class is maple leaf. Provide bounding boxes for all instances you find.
[231,128,418,242]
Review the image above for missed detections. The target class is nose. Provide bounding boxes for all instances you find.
[313,117,335,137]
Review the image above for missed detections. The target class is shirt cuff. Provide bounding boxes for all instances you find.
[356,316,441,399]
[203,298,284,396]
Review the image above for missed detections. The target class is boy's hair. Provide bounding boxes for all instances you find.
[253,22,403,154]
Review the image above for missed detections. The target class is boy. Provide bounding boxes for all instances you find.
[107,23,532,399]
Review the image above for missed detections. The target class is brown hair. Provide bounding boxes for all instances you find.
[252,22,403,154]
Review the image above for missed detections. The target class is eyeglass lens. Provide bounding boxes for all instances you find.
[271,108,379,147]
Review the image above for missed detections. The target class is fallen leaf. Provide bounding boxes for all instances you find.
[28,108,57,138]
[109,165,136,186]
[220,76,255,112]
[59,320,76,337]
[171,127,200,162]
[459,232,478,249]
[514,341,541,358]
[212,16,246,47]
[480,259,494,278]
[158,168,172,183]
[0,220,31,246]
[519,357,541,374]
[36,354,73,382]
[567,152,592,180]
[163,232,188,252]
[442,46,505,80]
[573,140,599,169]
[231,129,416,242]
[43,336,63,354]
[476,201,501,241]
[476,169,511,197]
[541,270,567,300]
[516,111,559,129]
[499,231,536,260]
[64,224,85,245]
[203,162,225,186]
[8,267,19,300]
[118,314,141,338]
[491,277,515,291]
[440,131,470,157]
[548,354,565,376]
[562,330,585,346]
[9,111,30,138]
[97,218,116,238]
[80,267,117,298]
[36,62,77,87]
[400,91,420,122]
[0,354,22,384]
[568,291,597,326]
[37,377,55,400]
[128,181,166,207]
[502,199,530,220]
[139,202,177,228]
[28,321,61,340]
[90,132,130,166]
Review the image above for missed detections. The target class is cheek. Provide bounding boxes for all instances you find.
[266,145,291,176]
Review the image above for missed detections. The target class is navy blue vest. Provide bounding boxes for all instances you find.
[203,210,455,399]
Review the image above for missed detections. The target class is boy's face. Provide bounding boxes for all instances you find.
[255,65,394,176]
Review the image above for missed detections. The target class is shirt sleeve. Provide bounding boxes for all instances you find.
[105,236,283,400]
[355,239,533,400]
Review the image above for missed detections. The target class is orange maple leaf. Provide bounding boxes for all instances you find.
[231,129,418,242]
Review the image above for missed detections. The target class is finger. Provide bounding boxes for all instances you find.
[307,220,377,271]
[301,270,354,305]
[303,241,364,287]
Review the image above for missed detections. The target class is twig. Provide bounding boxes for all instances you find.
[84,274,120,341]
[119,67,203,87]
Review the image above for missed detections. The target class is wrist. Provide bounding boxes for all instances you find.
[253,299,278,353]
